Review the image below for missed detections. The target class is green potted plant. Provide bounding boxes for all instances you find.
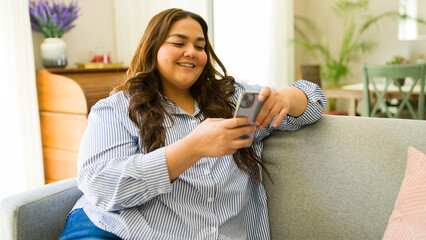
[291,0,422,88]
[386,55,409,86]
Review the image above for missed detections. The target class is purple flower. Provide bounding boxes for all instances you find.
[29,0,80,38]
[64,24,75,30]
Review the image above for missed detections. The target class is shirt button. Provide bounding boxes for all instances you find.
[190,120,197,124]
[157,188,164,194]
[204,169,210,175]
[211,227,217,233]
[207,197,213,203]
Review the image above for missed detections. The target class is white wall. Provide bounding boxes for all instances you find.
[213,0,274,85]
[213,0,294,88]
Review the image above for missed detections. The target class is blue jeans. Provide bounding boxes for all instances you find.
[59,208,121,240]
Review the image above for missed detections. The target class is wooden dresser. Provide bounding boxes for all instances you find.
[36,68,128,183]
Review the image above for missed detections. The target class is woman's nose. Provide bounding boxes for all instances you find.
[183,45,196,58]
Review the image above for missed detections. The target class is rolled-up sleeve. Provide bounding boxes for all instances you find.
[277,80,326,131]
[77,96,173,212]
[238,80,326,133]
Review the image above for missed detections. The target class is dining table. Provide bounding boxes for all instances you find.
[322,81,425,116]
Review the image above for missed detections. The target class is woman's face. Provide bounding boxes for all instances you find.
[156,17,207,95]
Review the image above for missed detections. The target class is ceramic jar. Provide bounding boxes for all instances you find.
[40,38,67,68]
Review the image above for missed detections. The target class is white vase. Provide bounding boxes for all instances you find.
[40,38,67,68]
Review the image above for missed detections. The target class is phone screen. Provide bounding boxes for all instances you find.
[233,91,265,147]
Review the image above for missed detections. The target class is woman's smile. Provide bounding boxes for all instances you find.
[156,17,207,96]
[177,62,196,68]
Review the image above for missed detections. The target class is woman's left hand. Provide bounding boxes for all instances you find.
[255,86,308,129]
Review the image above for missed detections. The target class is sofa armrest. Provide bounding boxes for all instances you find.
[0,178,82,240]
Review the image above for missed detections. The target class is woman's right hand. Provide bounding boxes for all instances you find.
[189,118,256,158]
[165,117,256,181]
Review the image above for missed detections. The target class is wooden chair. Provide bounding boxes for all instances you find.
[362,63,426,119]
[296,64,322,87]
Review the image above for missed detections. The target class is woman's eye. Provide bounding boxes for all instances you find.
[170,42,204,50]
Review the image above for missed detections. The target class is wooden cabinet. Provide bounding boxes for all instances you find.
[36,68,128,183]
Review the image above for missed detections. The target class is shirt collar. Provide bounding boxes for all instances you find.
[160,93,201,117]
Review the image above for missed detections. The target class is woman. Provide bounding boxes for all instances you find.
[59,8,326,240]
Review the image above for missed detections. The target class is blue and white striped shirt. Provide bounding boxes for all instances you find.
[72,80,326,239]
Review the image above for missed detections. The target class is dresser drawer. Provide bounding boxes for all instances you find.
[40,112,87,152]
[43,147,78,183]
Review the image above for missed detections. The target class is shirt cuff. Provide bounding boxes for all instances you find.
[136,147,173,197]
[290,80,327,107]
[275,80,326,131]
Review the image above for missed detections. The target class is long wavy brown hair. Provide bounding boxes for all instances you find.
[113,8,270,183]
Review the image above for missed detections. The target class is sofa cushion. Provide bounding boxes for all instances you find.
[263,115,426,240]
[382,147,426,239]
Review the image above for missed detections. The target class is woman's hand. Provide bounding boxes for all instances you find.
[165,117,256,180]
[189,118,256,157]
[255,86,308,129]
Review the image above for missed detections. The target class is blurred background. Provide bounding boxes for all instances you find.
[1,0,425,199]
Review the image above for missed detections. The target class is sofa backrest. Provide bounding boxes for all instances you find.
[262,115,426,240]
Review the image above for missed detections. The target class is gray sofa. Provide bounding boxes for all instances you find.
[1,115,425,240]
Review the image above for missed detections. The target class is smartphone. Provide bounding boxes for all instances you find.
[233,91,265,147]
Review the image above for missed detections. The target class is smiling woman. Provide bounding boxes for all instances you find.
[57,7,325,239]
[157,18,208,113]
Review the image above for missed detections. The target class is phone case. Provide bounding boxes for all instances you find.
[233,91,264,147]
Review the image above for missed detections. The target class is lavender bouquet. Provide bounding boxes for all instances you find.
[29,0,80,38]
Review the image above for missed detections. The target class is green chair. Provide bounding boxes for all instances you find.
[362,63,426,119]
